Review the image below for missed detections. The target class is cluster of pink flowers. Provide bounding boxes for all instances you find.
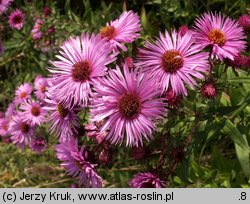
[1,9,249,188]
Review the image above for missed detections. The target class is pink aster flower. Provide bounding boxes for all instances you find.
[31,19,43,40]
[8,9,25,30]
[20,100,47,125]
[0,0,13,14]
[137,30,209,96]
[14,83,32,105]
[9,114,35,148]
[99,10,141,52]
[29,135,47,153]
[56,138,103,187]
[238,14,250,32]
[48,33,115,108]
[34,75,48,101]
[90,64,166,147]
[193,12,246,60]
[5,101,16,119]
[44,94,79,142]
[129,172,166,188]
[0,117,9,136]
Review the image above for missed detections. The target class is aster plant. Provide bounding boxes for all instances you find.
[1,1,250,189]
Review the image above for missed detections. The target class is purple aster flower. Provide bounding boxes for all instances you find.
[5,101,16,119]
[100,10,141,52]
[48,33,115,108]
[29,135,47,153]
[34,75,48,101]
[238,14,250,32]
[137,30,209,96]
[8,9,25,30]
[0,117,9,137]
[56,138,103,187]
[14,83,32,105]
[129,172,166,188]
[193,12,246,60]
[90,63,166,147]
[44,94,79,142]
[0,0,13,14]
[31,19,43,40]
[9,114,35,148]
[20,100,47,125]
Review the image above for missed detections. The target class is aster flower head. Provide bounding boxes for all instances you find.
[31,19,43,40]
[137,30,209,96]
[0,117,9,137]
[14,83,32,105]
[29,135,47,153]
[5,101,16,119]
[56,138,103,187]
[48,32,115,108]
[165,88,182,108]
[129,172,166,188]
[225,54,248,68]
[238,14,250,32]
[20,100,47,125]
[0,0,13,14]
[9,114,35,148]
[91,63,166,147]
[99,10,141,52]
[34,75,48,101]
[44,93,79,142]
[9,9,25,30]
[178,25,189,37]
[193,12,246,60]
[200,79,218,99]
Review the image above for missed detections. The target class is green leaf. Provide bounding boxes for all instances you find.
[235,142,250,178]
[229,92,250,118]
[228,78,250,84]
[222,119,250,153]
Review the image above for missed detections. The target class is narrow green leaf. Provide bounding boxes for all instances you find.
[228,77,250,84]
[235,142,250,178]
[222,119,250,153]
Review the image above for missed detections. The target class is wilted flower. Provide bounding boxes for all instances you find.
[43,6,51,17]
